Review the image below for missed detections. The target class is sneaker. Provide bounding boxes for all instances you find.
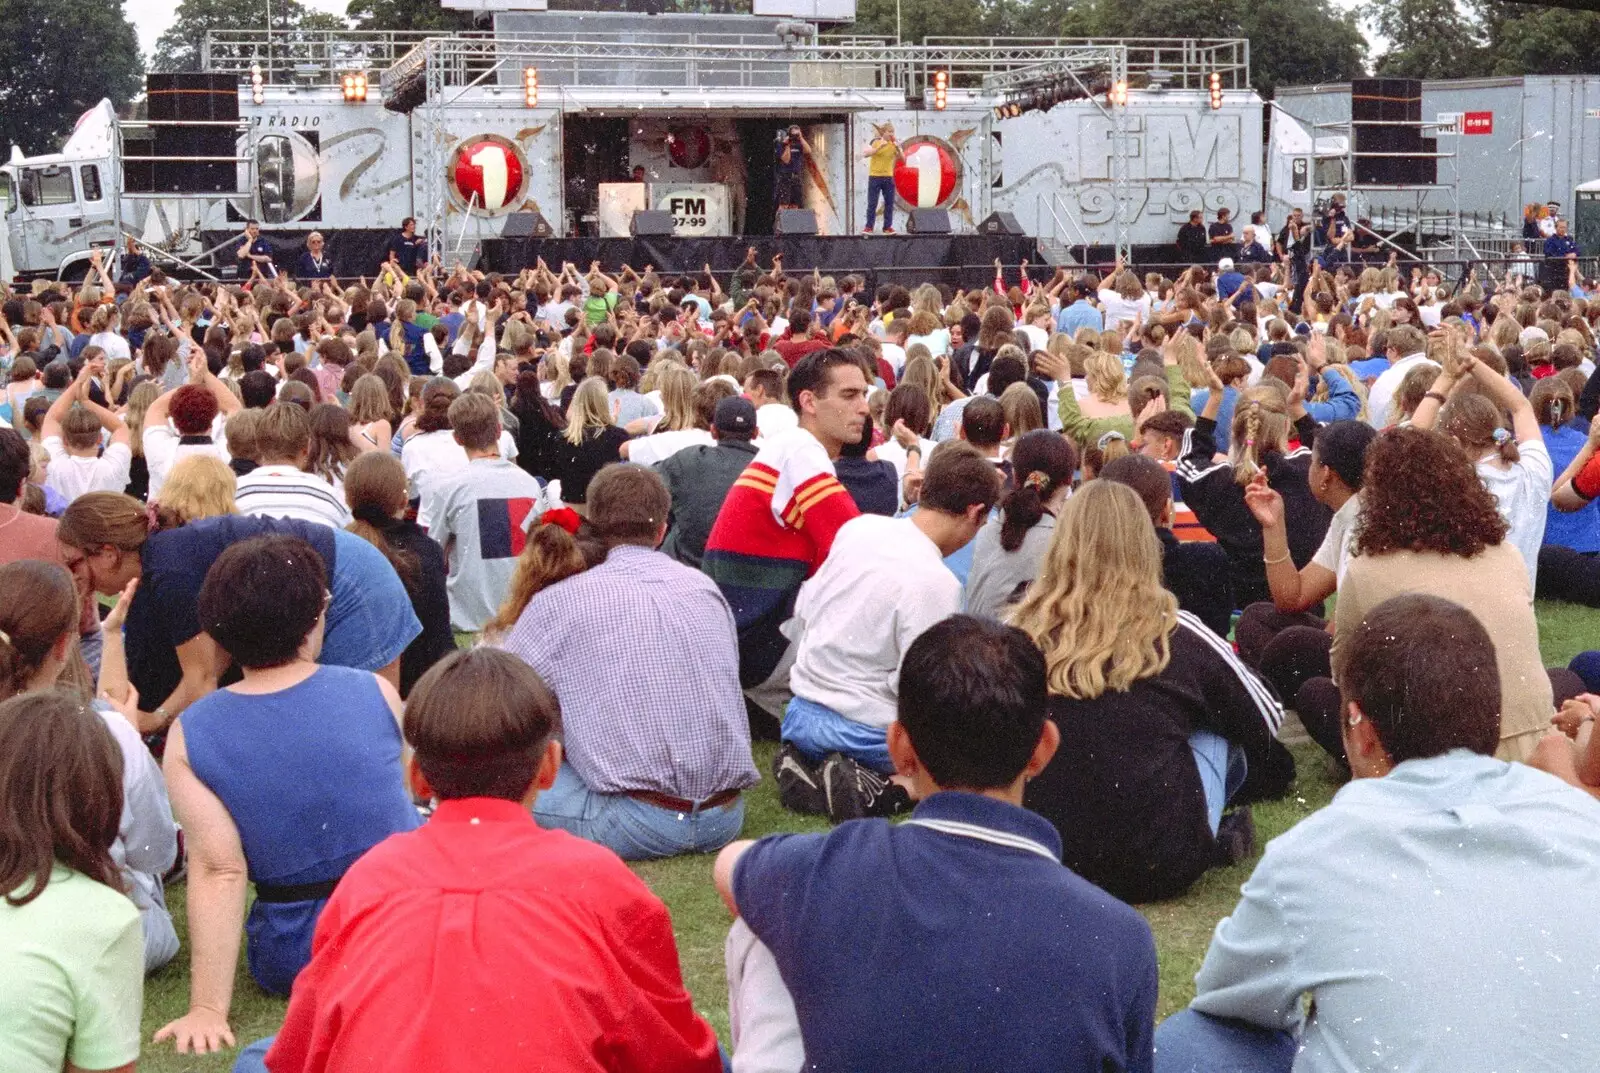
[773,742,828,815]
[1214,807,1256,866]
[882,227,897,235]
[821,752,879,824]
[861,226,875,234]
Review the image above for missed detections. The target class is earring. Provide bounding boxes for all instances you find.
[1346,712,1363,728]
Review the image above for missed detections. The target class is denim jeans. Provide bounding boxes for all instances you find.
[1153,1010,1296,1073]
[1188,729,1248,835]
[232,1036,274,1073]
[781,696,893,774]
[865,175,896,231]
[532,762,746,861]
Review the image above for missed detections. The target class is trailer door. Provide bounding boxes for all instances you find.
[15,164,82,274]
[0,170,15,282]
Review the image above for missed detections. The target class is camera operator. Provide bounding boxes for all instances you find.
[775,125,812,211]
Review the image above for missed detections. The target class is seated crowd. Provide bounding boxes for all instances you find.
[4,248,1600,1072]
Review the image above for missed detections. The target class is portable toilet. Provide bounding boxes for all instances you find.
[1575,178,1600,256]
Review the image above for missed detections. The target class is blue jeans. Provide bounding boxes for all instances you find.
[1189,729,1248,835]
[233,1036,274,1073]
[865,175,896,231]
[532,762,746,861]
[323,530,423,673]
[1571,651,1600,693]
[1154,1010,1296,1073]
[781,696,893,774]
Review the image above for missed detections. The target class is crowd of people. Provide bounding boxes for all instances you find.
[5,230,1600,1072]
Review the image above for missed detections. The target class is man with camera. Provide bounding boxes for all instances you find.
[775,126,812,212]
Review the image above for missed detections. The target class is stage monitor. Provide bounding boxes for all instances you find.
[978,211,1024,236]
[776,208,818,235]
[908,209,952,235]
[631,209,677,236]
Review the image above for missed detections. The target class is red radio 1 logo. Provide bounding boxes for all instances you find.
[449,135,528,214]
[1463,111,1493,136]
[893,136,962,210]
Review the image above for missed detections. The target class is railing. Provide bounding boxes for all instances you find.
[203,29,495,84]
[924,37,1250,89]
[1037,189,1088,250]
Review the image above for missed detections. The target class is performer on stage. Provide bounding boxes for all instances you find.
[775,126,812,211]
[862,124,903,235]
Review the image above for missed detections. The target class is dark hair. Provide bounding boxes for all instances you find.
[404,648,560,801]
[1100,453,1173,526]
[920,441,1003,517]
[1440,392,1519,465]
[960,396,1006,448]
[788,347,866,416]
[1137,409,1192,446]
[988,354,1027,396]
[1355,427,1508,558]
[1000,430,1077,552]
[343,452,420,592]
[198,534,329,668]
[0,560,79,700]
[885,382,931,437]
[1339,593,1501,762]
[416,377,460,433]
[588,463,670,546]
[896,615,1048,790]
[1530,376,1575,429]
[239,370,276,409]
[0,691,124,906]
[0,428,28,504]
[1312,420,1377,493]
[169,384,219,435]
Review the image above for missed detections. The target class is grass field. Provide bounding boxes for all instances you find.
[136,599,1600,1072]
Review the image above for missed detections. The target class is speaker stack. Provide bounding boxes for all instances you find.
[144,73,239,194]
[1351,78,1436,187]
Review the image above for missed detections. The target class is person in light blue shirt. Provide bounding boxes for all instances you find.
[1155,592,1600,1073]
[1054,278,1103,337]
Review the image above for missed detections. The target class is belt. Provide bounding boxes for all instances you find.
[626,788,742,813]
[254,876,342,904]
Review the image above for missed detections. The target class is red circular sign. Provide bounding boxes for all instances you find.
[449,135,527,214]
[892,137,960,209]
[667,126,711,170]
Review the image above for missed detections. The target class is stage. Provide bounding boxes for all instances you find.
[478,235,1044,290]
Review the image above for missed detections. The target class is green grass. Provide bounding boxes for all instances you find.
[136,600,1600,1071]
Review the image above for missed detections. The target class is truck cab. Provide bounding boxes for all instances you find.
[1266,107,1349,224]
[4,102,120,281]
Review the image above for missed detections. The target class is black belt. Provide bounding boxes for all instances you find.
[254,876,342,904]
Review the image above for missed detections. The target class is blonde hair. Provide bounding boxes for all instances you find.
[655,363,699,432]
[564,376,612,446]
[123,380,161,461]
[156,454,237,527]
[1229,383,1291,486]
[999,382,1044,439]
[1084,351,1128,404]
[1008,480,1178,698]
[388,298,416,354]
[1168,334,1208,388]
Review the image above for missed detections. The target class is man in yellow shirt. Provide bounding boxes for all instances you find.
[862,124,903,235]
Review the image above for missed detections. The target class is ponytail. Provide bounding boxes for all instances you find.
[1492,426,1522,465]
[483,523,598,638]
[999,472,1050,553]
[1235,402,1265,487]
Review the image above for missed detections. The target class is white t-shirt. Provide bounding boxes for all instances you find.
[1098,290,1151,328]
[142,419,227,502]
[1366,353,1436,429]
[42,437,132,503]
[1311,494,1361,584]
[235,463,352,529]
[755,403,798,441]
[1477,440,1553,593]
[880,342,908,378]
[88,331,132,362]
[402,429,517,528]
[906,329,951,357]
[873,435,938,509]
[789,514,961,730]
[626,428,713,467]
[1018,324,1049,353]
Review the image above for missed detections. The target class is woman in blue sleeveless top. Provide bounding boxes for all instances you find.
[154,534,419,1056]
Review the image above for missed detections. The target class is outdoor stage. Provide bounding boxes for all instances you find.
[478,235,1044,290]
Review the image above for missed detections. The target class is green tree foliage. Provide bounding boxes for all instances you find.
[153,0,352,73]
[0,0,142,154]
[1369,0,1484,78]
[347,0,474,32]
[1474,1,1600,76]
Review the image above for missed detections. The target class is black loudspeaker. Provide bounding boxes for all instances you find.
[776,208,818,235]
[502,212,554,239]
[908,208,952,234]
[978,211,1024,236]
[148,73,238,194]
[1352,77,1427,187]
[630,210,676,236]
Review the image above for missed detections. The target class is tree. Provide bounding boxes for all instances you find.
[1056,0,1365,97]
[347,0,473,33]
[153,0,350,73]
[0,0,142,154]
[1367,0,1484,78]
[1474,1,1600,76]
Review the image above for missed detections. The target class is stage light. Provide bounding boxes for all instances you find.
[1110,79,1127,107]
[933,69,948,111]
[1209,71,1222,110]
[523,66,539,108]
[342,72,368,103]
[250,63,264,106]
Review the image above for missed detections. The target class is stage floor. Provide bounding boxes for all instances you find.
[480,234,1043,289]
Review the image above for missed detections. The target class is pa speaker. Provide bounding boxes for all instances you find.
[978,211,1024,236]
[502,212,554,239]
[908,208,951,234]
[776,208,818,235]
[630,210,676,237]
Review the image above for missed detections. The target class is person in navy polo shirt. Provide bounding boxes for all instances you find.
[235,220,276,279]
[295,231,333,280]
[715,614,1158,1073]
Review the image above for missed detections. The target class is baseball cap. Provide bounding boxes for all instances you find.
[1519,326,1550,348]
[1218,258,1235,272]
[715,396,757,437]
